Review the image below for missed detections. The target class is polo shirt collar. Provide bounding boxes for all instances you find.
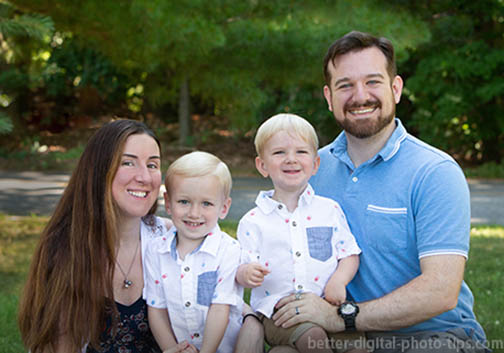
[255,184,315,214]
[329,118,407,164]
[158,224,222,260]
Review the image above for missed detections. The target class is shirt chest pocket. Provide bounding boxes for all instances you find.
[197,270,217,307]
[306,227,333,261]
[364,205,408,252]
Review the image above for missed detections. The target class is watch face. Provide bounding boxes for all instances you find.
[341,303,356,315]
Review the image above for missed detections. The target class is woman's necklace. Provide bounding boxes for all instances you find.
[116,237,140,289]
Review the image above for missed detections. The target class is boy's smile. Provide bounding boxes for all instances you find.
[165,174,231,252]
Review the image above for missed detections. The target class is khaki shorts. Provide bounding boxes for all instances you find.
[261,313,365,353]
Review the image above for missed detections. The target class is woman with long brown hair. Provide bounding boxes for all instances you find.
[18,119,195,353]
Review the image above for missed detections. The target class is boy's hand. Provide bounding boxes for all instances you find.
[243,263,271,288]
[163,341,198,353]
[324,279,346,305]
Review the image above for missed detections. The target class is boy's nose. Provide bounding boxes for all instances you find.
[188,204,200,218]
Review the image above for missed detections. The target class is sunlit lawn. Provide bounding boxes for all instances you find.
[1,215,503,352]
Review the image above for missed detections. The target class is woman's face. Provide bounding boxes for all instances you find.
[112,133,162,220]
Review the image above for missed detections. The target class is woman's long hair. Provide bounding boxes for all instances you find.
[18,119,160,353]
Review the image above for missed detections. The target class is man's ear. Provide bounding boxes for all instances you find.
[255,156,269,178]
[392,75,403,104]
[323,85,334,112]
[219,197,232,220]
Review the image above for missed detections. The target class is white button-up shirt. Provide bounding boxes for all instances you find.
[238,184,361,318]
[144,224,243,353]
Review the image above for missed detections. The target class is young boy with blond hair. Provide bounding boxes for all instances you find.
[145,151,242,353]
[236,113,364,353]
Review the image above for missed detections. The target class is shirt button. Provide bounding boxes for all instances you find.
[185,301,191,307]
[295,251,301,257]
[194,333,200,338]
[184,266,190,272]
[297,285,303,290]
[278,204,283,210]
[292,221,297,227]
[352,176,358,182]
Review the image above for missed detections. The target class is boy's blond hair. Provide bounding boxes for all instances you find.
[165,151,232,199]
[254,113,319,157]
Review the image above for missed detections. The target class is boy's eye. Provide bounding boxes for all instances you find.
[273,151,284,155]
[178,200,189,205]
[202,201,213,207]
[297,150,309,154]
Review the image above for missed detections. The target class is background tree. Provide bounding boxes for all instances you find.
[0,0,53,135]
[394,0,504,163]
[9,0,429,145]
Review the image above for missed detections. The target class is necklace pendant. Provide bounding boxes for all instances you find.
[124,279,132,288]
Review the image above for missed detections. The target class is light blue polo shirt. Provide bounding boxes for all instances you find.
[310,118,486,343]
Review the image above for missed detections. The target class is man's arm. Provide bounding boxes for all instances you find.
[272,254,465,331]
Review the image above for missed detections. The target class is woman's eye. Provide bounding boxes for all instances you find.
[148,163,159,169]
[121,160,134,166]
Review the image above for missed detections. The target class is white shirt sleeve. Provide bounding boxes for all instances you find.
[143,239,167,308]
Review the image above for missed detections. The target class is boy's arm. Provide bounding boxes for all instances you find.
[148,306,179,350]
[200,304,230,353]
[324,254,359,305]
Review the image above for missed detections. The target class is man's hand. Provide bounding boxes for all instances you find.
[272,292,343,332]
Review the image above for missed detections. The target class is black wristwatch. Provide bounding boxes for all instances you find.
[337,301,359,332]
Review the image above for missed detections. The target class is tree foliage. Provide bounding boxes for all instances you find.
[394,0,504,163]
[4,0,502,164]
[0,0,54,134]
[9,0,429,141]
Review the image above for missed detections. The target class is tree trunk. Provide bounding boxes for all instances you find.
[178,76,190,146]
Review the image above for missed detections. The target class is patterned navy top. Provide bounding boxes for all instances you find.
[86,297,161,353]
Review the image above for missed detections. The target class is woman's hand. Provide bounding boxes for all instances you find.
[272,292,343,332]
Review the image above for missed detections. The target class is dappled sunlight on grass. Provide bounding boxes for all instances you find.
[470,225,504,238]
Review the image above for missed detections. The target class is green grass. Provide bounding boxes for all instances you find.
[2,216,503,352]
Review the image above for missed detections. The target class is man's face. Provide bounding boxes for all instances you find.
[323,47,403,139]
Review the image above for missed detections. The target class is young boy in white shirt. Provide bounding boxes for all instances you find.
[236,113,364,353]
[145,151,242,353]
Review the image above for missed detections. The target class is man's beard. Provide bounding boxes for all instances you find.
[336,98,395,139]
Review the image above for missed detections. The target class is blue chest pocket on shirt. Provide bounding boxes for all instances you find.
[197,270,217,307]
[306,227,333,261]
